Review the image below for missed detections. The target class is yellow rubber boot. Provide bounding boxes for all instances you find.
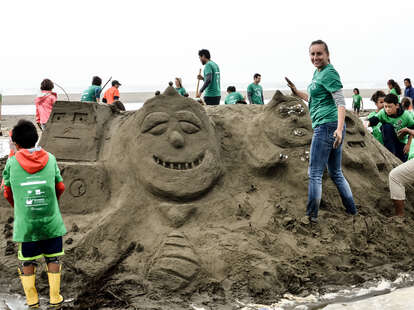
[47,266,64,308]
[18,268,39,308]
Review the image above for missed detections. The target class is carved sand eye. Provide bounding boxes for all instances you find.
[179,121,200,134]
[148,123,168,135]
[142,112,170,134]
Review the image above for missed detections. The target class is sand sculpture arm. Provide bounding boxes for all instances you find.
[199,73,212,94]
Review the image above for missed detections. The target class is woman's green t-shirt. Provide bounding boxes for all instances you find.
[307,64,343,129]
[176,87,187,96]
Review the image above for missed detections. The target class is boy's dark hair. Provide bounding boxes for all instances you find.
[353,88,360,94]
[92,76,102,86]
[387,79,401,95]
[402,97,412,110]
[40,79,54,91]
[227,86,236,92]
[12,120,39,149]
[404,78,412,86]
[198,49,211,59]
[254,73,261,79]
[384,93,399,105]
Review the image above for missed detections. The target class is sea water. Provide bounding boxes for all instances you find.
[0,98,376,116]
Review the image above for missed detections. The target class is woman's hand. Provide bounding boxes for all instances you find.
[285,77,297,94]
[333,128,343,149]
[285,77,309,102]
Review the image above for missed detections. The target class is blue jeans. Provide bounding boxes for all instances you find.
[307,121,357,219]
[381,123,407,162]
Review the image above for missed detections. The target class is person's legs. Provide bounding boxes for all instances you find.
[19,243,41,308]
[42,237,64,307]
[381,123,407,161]
[306,124,332,219]
[204,96,221,105]
[389,160,414,215]
[327,125,357,215]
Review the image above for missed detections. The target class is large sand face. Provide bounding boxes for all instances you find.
[131,88,222,200]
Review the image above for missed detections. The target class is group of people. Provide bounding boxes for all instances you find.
[34,77,123,131]
[172,49,265,105]
[5,40,414,308]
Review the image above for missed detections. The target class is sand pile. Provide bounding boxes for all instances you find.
[1,87,414,309]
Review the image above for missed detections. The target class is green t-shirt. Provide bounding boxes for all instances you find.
[390,88,401,102]
[247,83,264,105]
[368,111,384,145]
[308,64,343,129]
[375,109,414,144]
[176,87,187,96]
[203,61,221,97]
[81,85,102,102]
[225,92,244,104]
[2,153,66,242]
[352,94,362,108]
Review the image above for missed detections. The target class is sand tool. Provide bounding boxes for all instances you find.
[101,76,113,94]
[195,69,205,105]
[54,82,70,101]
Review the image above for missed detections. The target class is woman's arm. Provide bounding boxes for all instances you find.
[285,77,309,102]
[332,90,347,148]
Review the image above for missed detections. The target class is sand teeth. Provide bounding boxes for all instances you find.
[153,154,205,170]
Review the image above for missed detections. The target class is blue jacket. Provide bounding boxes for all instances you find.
[405,87,414,101]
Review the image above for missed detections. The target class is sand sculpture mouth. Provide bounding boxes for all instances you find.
[153,153,205,170]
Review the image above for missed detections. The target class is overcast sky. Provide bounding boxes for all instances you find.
[1,0,413,94]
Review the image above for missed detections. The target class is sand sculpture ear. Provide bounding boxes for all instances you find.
[163,85,180,97]
[266,90,287,110]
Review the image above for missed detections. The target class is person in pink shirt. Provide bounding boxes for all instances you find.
[35,79,57,131]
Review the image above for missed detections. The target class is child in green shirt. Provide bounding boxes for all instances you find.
[2,120,66,308]
[367,90,386,145]
[368,94,414,162]
[352,88,363,116]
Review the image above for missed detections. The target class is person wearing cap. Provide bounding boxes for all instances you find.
[103,80,121,105]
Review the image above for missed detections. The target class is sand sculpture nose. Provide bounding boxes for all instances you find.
[169,131,185,148]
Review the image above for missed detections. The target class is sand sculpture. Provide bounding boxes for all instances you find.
[1,87,414,309]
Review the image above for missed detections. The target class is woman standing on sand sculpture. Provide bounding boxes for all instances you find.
[285,40,357,223]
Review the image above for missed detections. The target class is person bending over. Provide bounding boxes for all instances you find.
[368,94,414,162]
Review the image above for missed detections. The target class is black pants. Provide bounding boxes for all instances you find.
[381,123,408,162]
[204,96,221,105]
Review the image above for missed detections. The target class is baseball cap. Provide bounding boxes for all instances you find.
[112,80,122,86]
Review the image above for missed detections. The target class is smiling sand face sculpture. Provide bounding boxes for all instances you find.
[132,87,222,200]
[245,90,313,172]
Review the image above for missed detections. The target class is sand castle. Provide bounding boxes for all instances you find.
[1,87,414,309]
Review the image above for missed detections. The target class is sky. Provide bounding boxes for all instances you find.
[0,0,413,94]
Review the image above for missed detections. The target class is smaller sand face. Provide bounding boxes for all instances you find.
[264,91,313,148]
[133,88,222,200]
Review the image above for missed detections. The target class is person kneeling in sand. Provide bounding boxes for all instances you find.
[368,94,414,162]
[2,120,66,308]
[389,127,414,217]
